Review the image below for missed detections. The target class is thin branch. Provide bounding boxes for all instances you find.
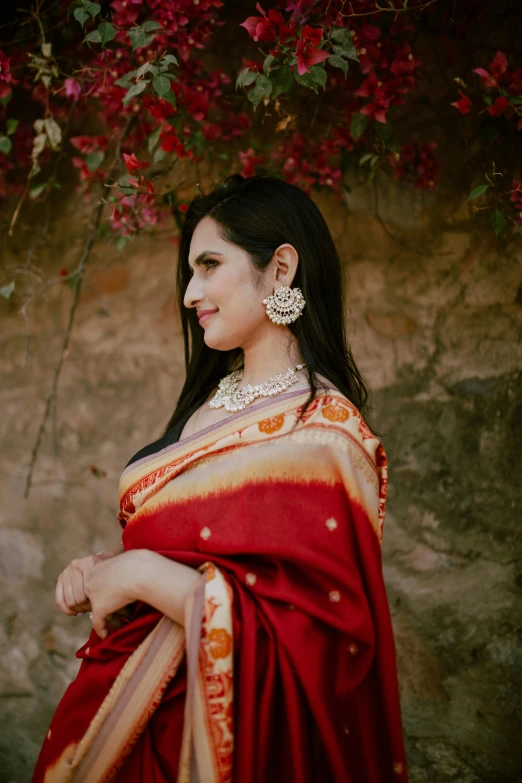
[23,116,135,498]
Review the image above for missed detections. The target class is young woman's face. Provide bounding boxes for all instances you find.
[183,215,271,351]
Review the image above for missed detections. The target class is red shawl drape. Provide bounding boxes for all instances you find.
[31,387,408,783]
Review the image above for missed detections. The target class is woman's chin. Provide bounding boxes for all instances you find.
[203,329,240,352]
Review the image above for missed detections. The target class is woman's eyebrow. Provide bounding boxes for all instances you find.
[188,250,224,270]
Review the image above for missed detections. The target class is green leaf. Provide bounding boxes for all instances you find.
[467,184,490,201]
[41,42,52,58]
[98,22,116,46]
[152,74,170,97]
[29,182,47,199]
[162,90,177,107]
[153,146,167,164]
[122,79,148,104]
[293,69,318,92]
[270,65,293,99]
[115,235,129,252]
[86,1,101,18]
[142,20,162,32]
[374,121,394,142]
[128,27,154,50]
[350,112,368,141]
[247,73,273,109]
[330,28,358,61]
[255,74,272,95]
[137,61,153,80]
[85,150,104,171]
[0,135,12,154]
[310,64,327,89]
[161,54,178,66]
[114,74,134,88]
[263,54,275,75]
[359,153,375,165]
[490,209,505,235]
[147,126,162,153]
[0,281,15,300]
[117,172,131,188]
[0,91,12,108]
[236,68,257,89]
[6,118,19,135]
[74,7,89,26]
[67,274,80,291]
[43,118,62,149]
[329,54,348,78]
[247,85,268,111]
[84,30,102,44]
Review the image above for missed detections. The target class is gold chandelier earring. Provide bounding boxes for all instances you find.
[262,284,306,325]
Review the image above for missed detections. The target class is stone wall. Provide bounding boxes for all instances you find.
[1,177,521,781]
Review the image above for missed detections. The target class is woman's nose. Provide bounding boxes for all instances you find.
[183,276,204,309]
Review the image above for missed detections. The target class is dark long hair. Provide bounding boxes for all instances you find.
[163,174,378,441]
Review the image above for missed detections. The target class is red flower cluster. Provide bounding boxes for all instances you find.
[353,28,422,124]
[452,50,522,128]
[388,141,438,191]
[241,4,329,76]
[0,50,16,100]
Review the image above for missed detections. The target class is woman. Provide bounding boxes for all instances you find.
[32,174,409,783]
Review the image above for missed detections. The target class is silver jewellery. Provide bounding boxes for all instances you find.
[208,363,306,413]
[262,284,306,325]
[207,286,306,413]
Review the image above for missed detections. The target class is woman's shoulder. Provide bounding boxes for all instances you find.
[299,379,384,468]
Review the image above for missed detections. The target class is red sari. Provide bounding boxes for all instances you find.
[31,387,408,782]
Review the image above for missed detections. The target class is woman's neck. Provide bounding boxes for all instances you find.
[237,333,305,388]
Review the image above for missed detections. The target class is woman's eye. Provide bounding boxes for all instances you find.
[203,259,218,270]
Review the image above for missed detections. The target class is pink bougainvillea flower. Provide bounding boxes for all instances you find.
[240,14,275,43]
[473,50,509,88]
[64,78,81,101]
[238,146,266,177]
[0,50,16,99]
[70,135,108,154]
[123,152,141,171]
[300,25,323,47]
[487,95,510,117]
[160,130,192,159]
[353,71,393,123]
[450,90,472,114]
[70,136,93,153]
[123,153,150,172]
[0,50,15,85]
[296,40,329,76]
[240,3,287,43]
[388,141,438,191]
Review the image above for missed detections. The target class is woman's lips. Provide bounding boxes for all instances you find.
[198,310,218,325]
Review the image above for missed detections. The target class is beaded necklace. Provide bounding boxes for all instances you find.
[208,363,306,413]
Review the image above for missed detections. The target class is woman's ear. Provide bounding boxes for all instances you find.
[273,243,299,286]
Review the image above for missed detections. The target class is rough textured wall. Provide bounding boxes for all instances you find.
[1,179,521,782]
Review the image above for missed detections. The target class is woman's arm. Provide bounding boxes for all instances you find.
[83,549,201,636]
[133,550,200,626]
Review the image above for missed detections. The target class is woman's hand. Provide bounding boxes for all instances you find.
[83,549,149,640]
[55,543,124,617]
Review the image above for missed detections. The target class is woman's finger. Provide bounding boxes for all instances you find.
[55,573,77,616]
[70,563,91,611]
[90,612,107,640]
